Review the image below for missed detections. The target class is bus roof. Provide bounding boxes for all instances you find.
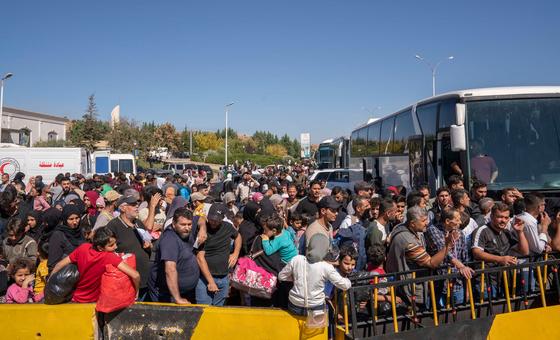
[423,86,560,103]
[352,86,560,132]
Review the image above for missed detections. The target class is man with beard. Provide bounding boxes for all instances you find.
[52,176,80,205]
[148,208,199,304]
[335,196,371,271]
[366,198,398,249]
[472,202,529,265]
[295,180,322,219]
[284,183,300,218]
[428,187,452,226]
[106,194,151,300]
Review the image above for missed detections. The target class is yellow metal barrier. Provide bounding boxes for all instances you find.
[390,286,398,333]
[503,270,512,313]
[429,279,438,326]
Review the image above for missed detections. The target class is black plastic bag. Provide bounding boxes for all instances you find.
[44,263,80,304]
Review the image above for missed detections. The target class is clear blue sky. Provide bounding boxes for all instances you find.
[1,1,559,143]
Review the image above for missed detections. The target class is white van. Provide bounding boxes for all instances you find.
[0,146,91,184]
[92,151,136,176]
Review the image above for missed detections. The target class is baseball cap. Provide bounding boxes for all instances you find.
[354,181,373,193]
[191,192,207,202]
[116,194,137,208]
[318,196,340,210]
[104,190,121,203]
[207,203,227,222]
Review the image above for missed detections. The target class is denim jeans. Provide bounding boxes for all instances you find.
[195,276,229,306]
[287,300,325,316]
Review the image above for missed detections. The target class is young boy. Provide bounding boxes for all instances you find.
[367,244,402,306]
[261,213,298,264]
[196,203,241,306]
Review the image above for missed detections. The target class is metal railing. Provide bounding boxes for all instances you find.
[332,254,560,339]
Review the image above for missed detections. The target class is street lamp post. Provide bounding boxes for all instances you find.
[224,102,235,167]
[415,54,454,96]
[0,73,14,144]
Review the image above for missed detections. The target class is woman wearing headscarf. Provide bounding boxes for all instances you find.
[84,191,100,218]
[24,210,44,242]
[238,201,261,257]
[47,204,85,271]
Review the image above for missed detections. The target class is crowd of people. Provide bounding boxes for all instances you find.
[0,164,558,331]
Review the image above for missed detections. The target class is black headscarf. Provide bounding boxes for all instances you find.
[24,210,44,242]
[56,204,85,248]
[239,201,261,256]
[69,198,87,216]
[42,207,62,233]
[259,197,275,218]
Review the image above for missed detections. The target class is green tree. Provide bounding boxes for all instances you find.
[154,123,181,152]
[108,118,141,153]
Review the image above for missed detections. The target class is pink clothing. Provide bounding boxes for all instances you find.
[33,196,51,211]
[5,283,43,303]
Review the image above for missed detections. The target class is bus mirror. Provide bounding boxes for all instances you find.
[456,103,466,125]
[450,125,466,151]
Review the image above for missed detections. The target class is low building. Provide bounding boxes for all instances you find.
[0,106,69,146]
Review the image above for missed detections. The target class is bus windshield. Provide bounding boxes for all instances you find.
[318,146,334,165]
[467,97,560,191]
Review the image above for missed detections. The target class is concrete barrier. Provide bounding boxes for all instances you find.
[0,303,327,340]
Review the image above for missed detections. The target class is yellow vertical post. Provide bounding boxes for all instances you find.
[412,271,416,296]
[544,253,549,287]
[343,290,349,333]
[512,269,517,299]
[373,276,379,322]
[536,266,547,308]
[467,278,476,319]
[480,261,486,304]
[503,270,512,313]
[429,280,438,326]
[446,267,452,309]
[390,286,399,333]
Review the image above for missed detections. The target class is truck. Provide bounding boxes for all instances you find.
[0,147,91,184]
[0,146,137,184]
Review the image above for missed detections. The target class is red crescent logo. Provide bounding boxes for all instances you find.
[0,162,8,174]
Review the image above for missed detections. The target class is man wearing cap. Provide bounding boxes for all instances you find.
[235,171,260,204]
[346,181,373,216]
[106,194,151,300]
[93,190,121,231]
[196,203,241,306]
[304,196,339,251]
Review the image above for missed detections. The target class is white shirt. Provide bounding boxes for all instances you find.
[339,215,358,229]
[516,212,548,255]
[462,218,479,239]
[376,220,388,242]
[279,255,351,307]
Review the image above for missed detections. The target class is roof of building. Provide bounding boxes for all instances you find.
[3,106,70,123]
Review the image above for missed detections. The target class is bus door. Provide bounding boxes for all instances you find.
[438,132,463,188]
[409,135,425,189]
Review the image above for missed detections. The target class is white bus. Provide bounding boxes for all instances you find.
[349,86,560,194]
[315,136,350,169]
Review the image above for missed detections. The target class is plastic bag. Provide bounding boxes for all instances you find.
[306,306,327,329]
[96,253,136,313]
[44,263,80,304]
